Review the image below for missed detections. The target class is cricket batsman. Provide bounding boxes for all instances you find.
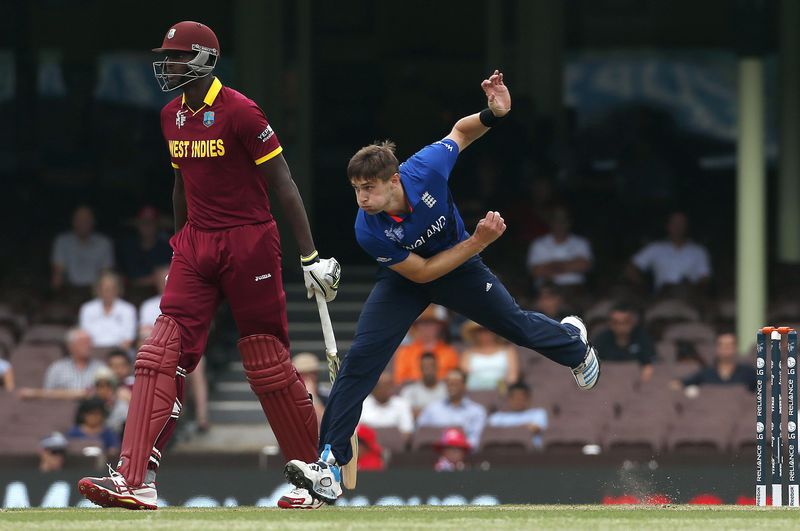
[77,21,339,510]
[284,71,600,504]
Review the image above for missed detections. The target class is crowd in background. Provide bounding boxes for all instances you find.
[295,298,756,472]
[0,203,210,473]
[0,185,764,473]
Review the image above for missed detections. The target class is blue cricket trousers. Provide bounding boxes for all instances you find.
[319,256,587,463]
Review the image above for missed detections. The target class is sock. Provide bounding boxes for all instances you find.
[144,469,157,485]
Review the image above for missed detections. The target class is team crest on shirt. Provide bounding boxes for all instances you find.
[384,225,404,243]
[203,111,215,127]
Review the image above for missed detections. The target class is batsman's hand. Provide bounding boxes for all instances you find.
[303,256,341,303]
[481,70,511,117]
[472,211,506,249]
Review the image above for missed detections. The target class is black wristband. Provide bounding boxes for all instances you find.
[479,108,505,127]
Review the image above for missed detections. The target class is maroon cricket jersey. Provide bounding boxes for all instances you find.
[160,77,283,230]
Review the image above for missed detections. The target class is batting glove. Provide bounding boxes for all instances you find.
[301,251,341,303]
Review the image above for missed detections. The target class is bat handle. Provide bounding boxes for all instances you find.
[315,292,338,357]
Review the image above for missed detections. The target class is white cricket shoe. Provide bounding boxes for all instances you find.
[77,465,158,510]
[284,457,342,505]
[561,315,600,390]
[277,486,325,509]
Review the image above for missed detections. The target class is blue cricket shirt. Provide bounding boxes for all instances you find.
[354,139,469,266]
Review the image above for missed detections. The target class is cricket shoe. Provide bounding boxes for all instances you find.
[561,315,601,390]
[284,457,342,504]
[277,486,325,509]
[77,465,157,510]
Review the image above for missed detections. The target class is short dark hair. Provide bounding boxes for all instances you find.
[420,352,436,363]
[447,367,467,382]
[347,141,399,183]
[75,397,108,425]
[610,302,637,315]
[106,349,130,364]
[508,381,530,395]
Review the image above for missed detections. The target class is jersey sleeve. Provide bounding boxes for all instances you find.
[234,102,283,165]
[632,243,655,271]
[527,238,548,266]
[51,234,66,266]
[355,228,410,266]
[403,138,460,181]
[692,246,712,280]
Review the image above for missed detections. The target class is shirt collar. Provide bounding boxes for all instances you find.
[181,77,223,107]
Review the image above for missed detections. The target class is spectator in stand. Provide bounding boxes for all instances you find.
[488,382,548,449]
[293,352,325,422]
[418,368,486,449]
[433,428,471,472]
[106,349,134,392]
[66,397,120,457]
[51,205,114,291]
[119,206,173,291]
[18,329,106,400]
[673,332,757,393]
[400,352,446,418]
[138,265,170,340]
[626,211,711,295]
[0,352,14,391]
[527,207,592,290]
[592,303,655,382]
[460,321,519,391]
[356,425,385,471]
[533,282,571,321]
[39,432,68,473]
[394,305,459,385]
[360,372,414,447]
[79,272,137,349]
[92,367,129,434]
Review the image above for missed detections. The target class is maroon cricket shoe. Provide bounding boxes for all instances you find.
[77,465,158,510]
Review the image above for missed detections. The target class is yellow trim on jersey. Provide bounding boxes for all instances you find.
[171,162,180,169]
[181,77,223,107]
[204,77,223,105]
[255,146,283,165]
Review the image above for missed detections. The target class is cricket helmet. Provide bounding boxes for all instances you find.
[152,21,220,92]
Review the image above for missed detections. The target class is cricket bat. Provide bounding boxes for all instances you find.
[315,292,358,490]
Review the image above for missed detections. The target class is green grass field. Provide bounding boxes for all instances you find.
[1,506,799,531]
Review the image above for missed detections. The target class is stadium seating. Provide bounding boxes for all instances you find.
[479,426,535,452]
[644,299,701,339]
[0,396,77,455]
[10,344,65,387]
[373,427,408,454]
[22,324,69,345]
[411,427,450,452]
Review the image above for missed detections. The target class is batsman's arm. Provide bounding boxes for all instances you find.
[172,169,188,233]
[390,211,506,284]
[258,154,316,257]
[445,70,511,152]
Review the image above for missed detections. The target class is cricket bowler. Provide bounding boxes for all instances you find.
[284,71,600,504]
[77,21,339,510]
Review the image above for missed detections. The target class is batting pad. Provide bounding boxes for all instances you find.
[118,315,182,487]
[239,334,318,463]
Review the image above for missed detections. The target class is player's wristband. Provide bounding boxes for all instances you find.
[300,250,320,265]
[479,108,506,127]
